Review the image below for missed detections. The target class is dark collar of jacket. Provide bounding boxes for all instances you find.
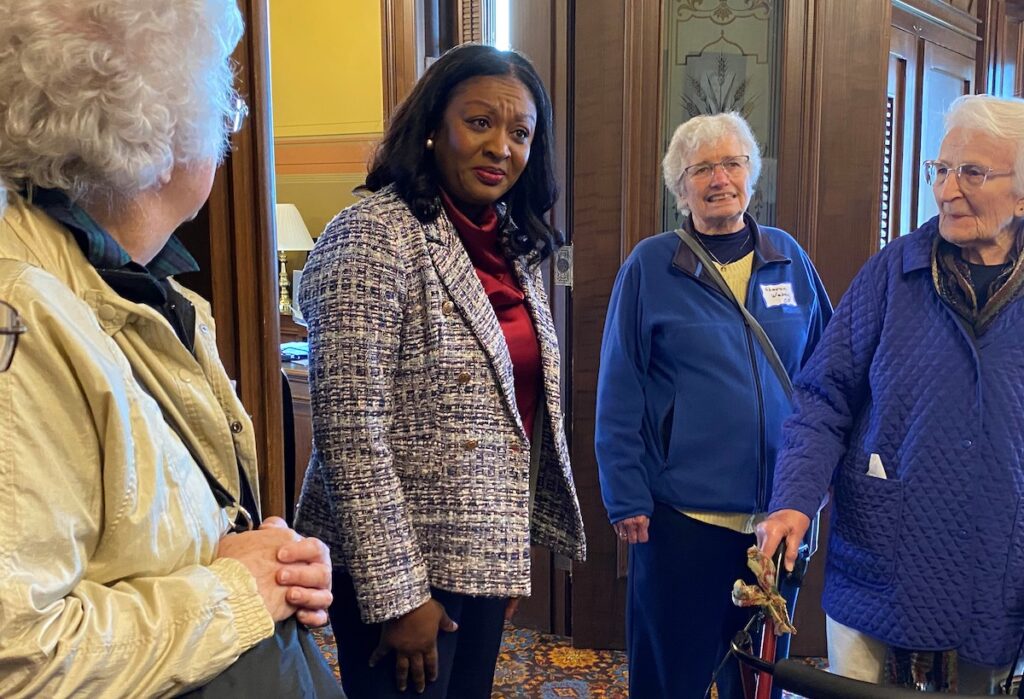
[901,215,1024,336]
[425,197,545,269]
[902,215,1024,276]
[671,211,790,281]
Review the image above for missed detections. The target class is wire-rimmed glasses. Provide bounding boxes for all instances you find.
[0,301,26,372]
[923,160,1014,191]
[681,155,751,184]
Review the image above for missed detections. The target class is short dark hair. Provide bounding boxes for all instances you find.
[366,43,561,260]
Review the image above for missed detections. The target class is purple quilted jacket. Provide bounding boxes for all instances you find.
[769,217,1024,665]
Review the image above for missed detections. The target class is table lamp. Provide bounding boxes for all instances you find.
[275,203,315,314]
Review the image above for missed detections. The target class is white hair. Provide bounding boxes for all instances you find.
[0,0,244,214]
[945,94,1024,196]
[661,112,763,215]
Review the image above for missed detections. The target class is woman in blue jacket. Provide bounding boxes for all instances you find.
[595,112,832,698]
[759,94,1024,694]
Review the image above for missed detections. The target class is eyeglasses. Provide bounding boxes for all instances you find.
[0,301,27,372]
[923,160,1014,191]
[228,96,249,135]
[682,155,751,183]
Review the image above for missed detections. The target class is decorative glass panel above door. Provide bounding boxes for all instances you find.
[661,0,782,231]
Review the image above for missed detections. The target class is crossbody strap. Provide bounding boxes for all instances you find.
[676,228,821,554]
[674,228,794,401]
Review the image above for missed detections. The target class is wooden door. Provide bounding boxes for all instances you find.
[176,0,286,517]
[567,0,892,652]
[505,0,575,637]
[918,42,975,223]
[886,27,920,243]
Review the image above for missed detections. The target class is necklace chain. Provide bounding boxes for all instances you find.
[696,230,751,267]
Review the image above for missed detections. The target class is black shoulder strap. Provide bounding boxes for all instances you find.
[674,228,793,401]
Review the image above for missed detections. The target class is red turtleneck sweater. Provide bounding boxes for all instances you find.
[440,190,541,440]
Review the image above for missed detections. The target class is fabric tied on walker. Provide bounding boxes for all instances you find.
[731,546,797,636]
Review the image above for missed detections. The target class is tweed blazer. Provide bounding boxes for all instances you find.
[294,186,586,624]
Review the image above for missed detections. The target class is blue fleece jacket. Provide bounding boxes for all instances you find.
[770,217,1024,665]
[596,215,832,523]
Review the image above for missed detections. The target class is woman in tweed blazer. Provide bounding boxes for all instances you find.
[295,44,586,698]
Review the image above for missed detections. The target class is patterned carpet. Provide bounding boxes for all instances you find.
[313,622,629,698]
[491,625,628,698]
[313,625,1020,697]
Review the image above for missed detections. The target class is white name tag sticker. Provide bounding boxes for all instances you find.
[760,282,797,308]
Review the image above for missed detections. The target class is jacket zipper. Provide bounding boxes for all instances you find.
[744,325,768,511]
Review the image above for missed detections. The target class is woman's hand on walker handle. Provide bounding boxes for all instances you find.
[756,509,810,573]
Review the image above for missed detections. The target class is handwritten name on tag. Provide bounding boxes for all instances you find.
[760,282,797,308]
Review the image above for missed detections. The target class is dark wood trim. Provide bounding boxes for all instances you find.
[503,0,574,637]
[778,0,890,298]
[620,0,665,261]
[552,0,572,639]
[227,0,286,518]
[613,2,664,578]
[893,0,982,36]
[179,0,285,518]
[977,0,1004,90]
[569,0,629,651]
[381,0,419,123]
[893,5,979,57]
[777,0,821,255]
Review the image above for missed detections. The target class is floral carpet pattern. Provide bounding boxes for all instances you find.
[313,625,1021,697]
[313,623,628,698]
[491,624,628,698]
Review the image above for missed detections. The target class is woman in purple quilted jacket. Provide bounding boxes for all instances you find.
[758,93,1024,693]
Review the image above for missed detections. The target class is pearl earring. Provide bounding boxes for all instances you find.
[426,138,434,150]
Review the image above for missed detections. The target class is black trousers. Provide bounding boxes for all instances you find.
[627,502,797,699]
[329,569,507,699]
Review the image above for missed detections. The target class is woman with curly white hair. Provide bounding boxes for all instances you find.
[596,112,832,697]
[0,1,339,696]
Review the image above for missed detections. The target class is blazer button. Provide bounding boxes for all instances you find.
[463,439,479,450]
[442,300,455,316]
[457,371,471,384]
[230,420,244,434]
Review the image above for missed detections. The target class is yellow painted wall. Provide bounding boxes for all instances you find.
[269,0,384,138]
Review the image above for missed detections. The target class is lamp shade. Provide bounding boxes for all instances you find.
[275,203,315,251]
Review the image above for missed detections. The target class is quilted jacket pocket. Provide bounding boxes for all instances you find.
[829,470,904,589]
[1003,497,1024,612]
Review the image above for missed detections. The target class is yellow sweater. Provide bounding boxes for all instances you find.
[680,252,764,534]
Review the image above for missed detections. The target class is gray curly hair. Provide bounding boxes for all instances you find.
[662,112,762,216]
[0,0,244,214]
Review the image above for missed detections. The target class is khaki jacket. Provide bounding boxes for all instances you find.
[0,194,274,697]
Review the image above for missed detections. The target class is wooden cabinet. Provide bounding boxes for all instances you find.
[280,312,308,343]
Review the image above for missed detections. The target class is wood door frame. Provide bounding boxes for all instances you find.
[178,0,286,517]
[569,0,630,650]
[381,0,420,122]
